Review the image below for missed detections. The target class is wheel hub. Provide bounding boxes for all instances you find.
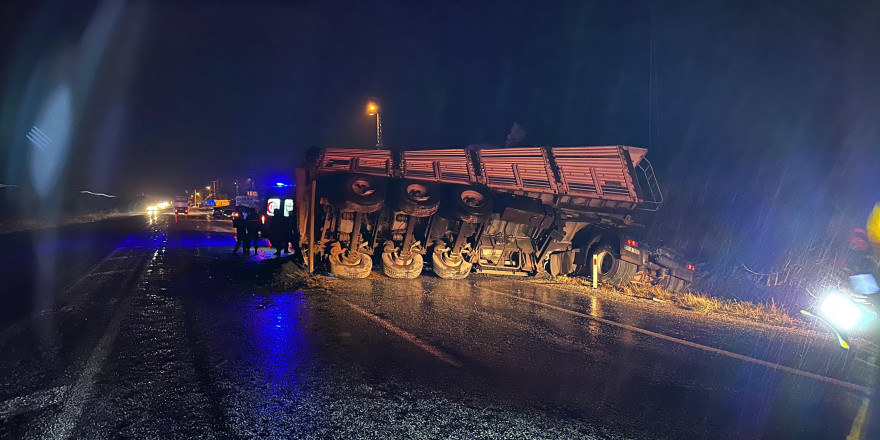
[460,190,485,208]
[406,183,430,201]
[351,179,375,196]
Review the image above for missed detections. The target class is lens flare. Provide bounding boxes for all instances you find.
[819,291,863,331]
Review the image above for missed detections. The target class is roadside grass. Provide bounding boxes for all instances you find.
[0,211,131,234]
[534,276,795,327]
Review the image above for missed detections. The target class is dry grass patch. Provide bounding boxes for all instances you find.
[278,261,341,289]
[540,276,795,327]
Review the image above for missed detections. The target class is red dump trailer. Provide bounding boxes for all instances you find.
[292,145,694,291]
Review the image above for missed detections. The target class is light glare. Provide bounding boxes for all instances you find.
[819,291,863,331]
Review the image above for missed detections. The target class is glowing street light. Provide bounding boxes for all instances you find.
[366,100,383,149]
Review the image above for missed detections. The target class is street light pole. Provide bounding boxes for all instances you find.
[375,111,383,149]
[366,101,383,149]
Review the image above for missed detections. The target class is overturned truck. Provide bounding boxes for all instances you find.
[293,145,694,291]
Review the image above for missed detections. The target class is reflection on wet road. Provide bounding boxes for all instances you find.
[0,214,875,439]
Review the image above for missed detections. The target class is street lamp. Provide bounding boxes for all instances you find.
[366,100,383,149]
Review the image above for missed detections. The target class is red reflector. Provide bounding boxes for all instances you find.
[626,239,639,247]
[686,264,696,271]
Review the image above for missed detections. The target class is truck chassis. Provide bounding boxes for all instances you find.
[293,145,694,291]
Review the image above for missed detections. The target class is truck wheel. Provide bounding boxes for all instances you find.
[432,250,473,279]
[592,243,637,286]
[451,185,494,224]
[661,276,688,293]
[342,175,386,213]
[398,181,440,217]
[381,252,424,279]
[328,250,373,278]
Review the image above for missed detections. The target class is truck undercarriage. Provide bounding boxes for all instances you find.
[293,145,694,291]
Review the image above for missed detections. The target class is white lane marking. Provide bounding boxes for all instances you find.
[104,256,138,261]
[482,287,871,395]
[329,293,463,368]
[0,385,68,420]
[87,270,130,277]
[37,228,160,438]
[39,293,133,439]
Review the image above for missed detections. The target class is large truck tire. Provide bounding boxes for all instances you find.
[450,185,494,224]
[381,252,424,279]
[432,250,473,279]
[342,175,386,213]
[592,243,637,286]
[328,251,373,278]
[660,276,688,293]
[398,181,440,217]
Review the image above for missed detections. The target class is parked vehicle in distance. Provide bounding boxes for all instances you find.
[213,207,224,217]
[291,145,695,290]
[173,196,188,215]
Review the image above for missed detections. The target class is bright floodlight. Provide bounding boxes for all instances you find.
[366,101,378,115]
[819,291,863,331]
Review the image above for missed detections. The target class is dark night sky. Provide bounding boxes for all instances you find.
[2,0,879,267]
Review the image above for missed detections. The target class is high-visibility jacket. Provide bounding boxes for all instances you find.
[868,203,880,245]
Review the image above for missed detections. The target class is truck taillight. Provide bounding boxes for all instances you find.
[626,239,639,248]
[686,264,696,271]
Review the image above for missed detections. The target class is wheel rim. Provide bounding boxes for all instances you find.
[406,183,430,201]
[597,251,614,275]
[351,179,375,196]
[440,251,466,268]
[386,251,414,266]
[334,250,364,266]
[460,190,485,208]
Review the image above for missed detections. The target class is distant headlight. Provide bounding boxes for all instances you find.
[819,291,864,331]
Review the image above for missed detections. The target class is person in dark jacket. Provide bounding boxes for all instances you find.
[269,208,287,256]
[283,212,295,255]
[246,207,261,255]
[231,208,247,255]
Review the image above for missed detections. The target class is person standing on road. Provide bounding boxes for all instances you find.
[283,211,296,255]
[269,208,287,257]
[288,213,304,263]
[231,208,248,255]
[246,207,261,255]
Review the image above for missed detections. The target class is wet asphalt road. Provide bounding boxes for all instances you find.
[0,214,876,439]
